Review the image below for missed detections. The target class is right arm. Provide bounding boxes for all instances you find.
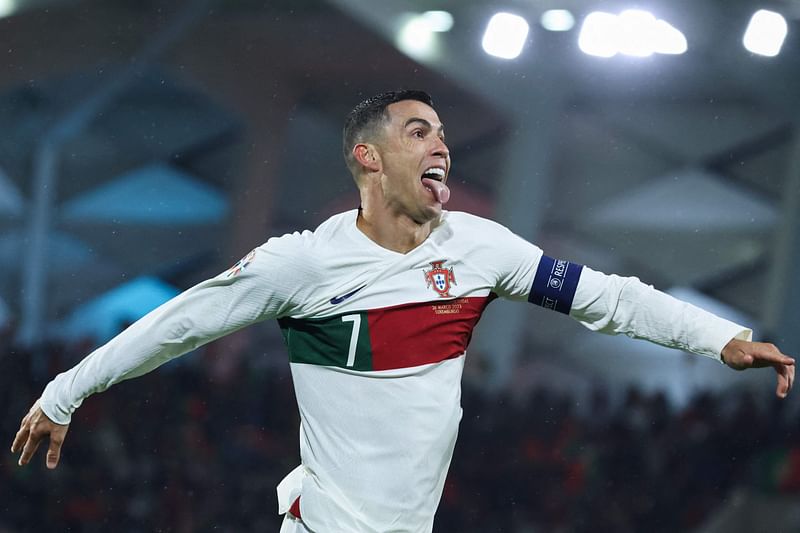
[39,251,282,425]
[11,237,305,468]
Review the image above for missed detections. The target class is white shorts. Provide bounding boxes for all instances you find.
[279,513,314,533]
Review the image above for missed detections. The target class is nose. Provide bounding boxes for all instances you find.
[432,137,449,159]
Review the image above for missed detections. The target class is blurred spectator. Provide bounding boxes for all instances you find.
[2,329,798,532]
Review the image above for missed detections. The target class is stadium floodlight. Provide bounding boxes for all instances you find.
[422,10,454,32]
[578,11,619,57]
[652,19,688,54]
[579,10,687,58]
[0,0,16,18]
[396,11,453,61]
[743,9,787,57]
[396,13,438,60]
[617,9,658,56]
[482,12,530,59]
[540,9,575,32]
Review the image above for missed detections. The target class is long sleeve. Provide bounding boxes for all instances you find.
[570,266,752,361]
[39,234,309,425]
[453,212,751,361]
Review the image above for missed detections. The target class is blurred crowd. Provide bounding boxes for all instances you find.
[2,328,799,533]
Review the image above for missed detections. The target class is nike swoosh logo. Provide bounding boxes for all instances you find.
[329,285,366,305]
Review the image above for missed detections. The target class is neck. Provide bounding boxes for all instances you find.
[357,202,433,255]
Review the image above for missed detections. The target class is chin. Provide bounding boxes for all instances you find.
[414,203,442,224]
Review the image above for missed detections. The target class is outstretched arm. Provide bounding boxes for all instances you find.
[721,339,795,398]
[9,265,260,470]
[568,266,795,398]
[518,253,796,398]
[483,223,794,398]
[10,239,303,469]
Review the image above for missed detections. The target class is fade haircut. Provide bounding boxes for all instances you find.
[342,90,434,179]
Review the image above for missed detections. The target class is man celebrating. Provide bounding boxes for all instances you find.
[12,90,795,533]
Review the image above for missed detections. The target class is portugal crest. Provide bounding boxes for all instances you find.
[424,260,457,298]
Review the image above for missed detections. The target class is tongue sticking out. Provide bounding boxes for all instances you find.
[421,178,451,204]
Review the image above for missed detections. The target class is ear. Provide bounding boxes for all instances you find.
[353,143,381,173]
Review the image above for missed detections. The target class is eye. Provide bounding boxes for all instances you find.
[412,129,424,139]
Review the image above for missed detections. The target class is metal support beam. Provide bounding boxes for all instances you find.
[471,81,566,390]
[765,133,800,355]
[16,0,211,349]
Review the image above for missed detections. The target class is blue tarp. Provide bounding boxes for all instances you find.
[61,163,227,225]
[60,276,180,342]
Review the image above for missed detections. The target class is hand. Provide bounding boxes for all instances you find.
[721,339,795,398]
[11,401,70,469]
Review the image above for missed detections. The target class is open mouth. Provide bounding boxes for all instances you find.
[420,167,450,204]
[421,167,446,182]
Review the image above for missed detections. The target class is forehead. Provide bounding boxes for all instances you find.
[385,100,442,129]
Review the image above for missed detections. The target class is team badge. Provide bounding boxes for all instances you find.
[225,249,256,278]
[423,260,457,298]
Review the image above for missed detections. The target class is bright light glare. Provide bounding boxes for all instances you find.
[482,12,530,59]
[653,20,688,54]
[578,12,619,57]
[396,14,438,60]
[0,0,16,18]
[617,10,657,56]
[743,10,787,57]
[541,9,575,32]
[579,10,687,58]
[423,10,453,32]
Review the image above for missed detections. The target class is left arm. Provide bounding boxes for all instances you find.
[569,266,794,398]
[466,216,795,398]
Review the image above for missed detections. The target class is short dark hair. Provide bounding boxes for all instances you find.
[342,90,434,177]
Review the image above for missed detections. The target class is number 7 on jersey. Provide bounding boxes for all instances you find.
[341,314,361,367]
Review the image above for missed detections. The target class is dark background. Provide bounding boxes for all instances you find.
[1,1,799,530]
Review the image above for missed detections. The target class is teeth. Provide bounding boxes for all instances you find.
[423,168,445,178]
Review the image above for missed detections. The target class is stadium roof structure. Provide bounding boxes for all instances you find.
[1,0,798,398]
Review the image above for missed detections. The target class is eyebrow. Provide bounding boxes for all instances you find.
[403,117,446,139]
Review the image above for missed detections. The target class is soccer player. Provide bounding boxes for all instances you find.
[11,90,795,533]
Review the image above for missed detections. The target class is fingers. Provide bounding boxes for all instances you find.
[776,365,789,398]
[18,430,43,467]
[11,401,39,454]
[724,340,795,398]
[774,362,795,399]
[11,403,68,468]
[784,364,795,398]
[750,343,795,368]
[11,419,30,455]
[46,434,64,470]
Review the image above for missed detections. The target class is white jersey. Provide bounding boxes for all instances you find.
[39,209,750,533]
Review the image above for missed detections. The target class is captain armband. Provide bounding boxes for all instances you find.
[527,255,584,315]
